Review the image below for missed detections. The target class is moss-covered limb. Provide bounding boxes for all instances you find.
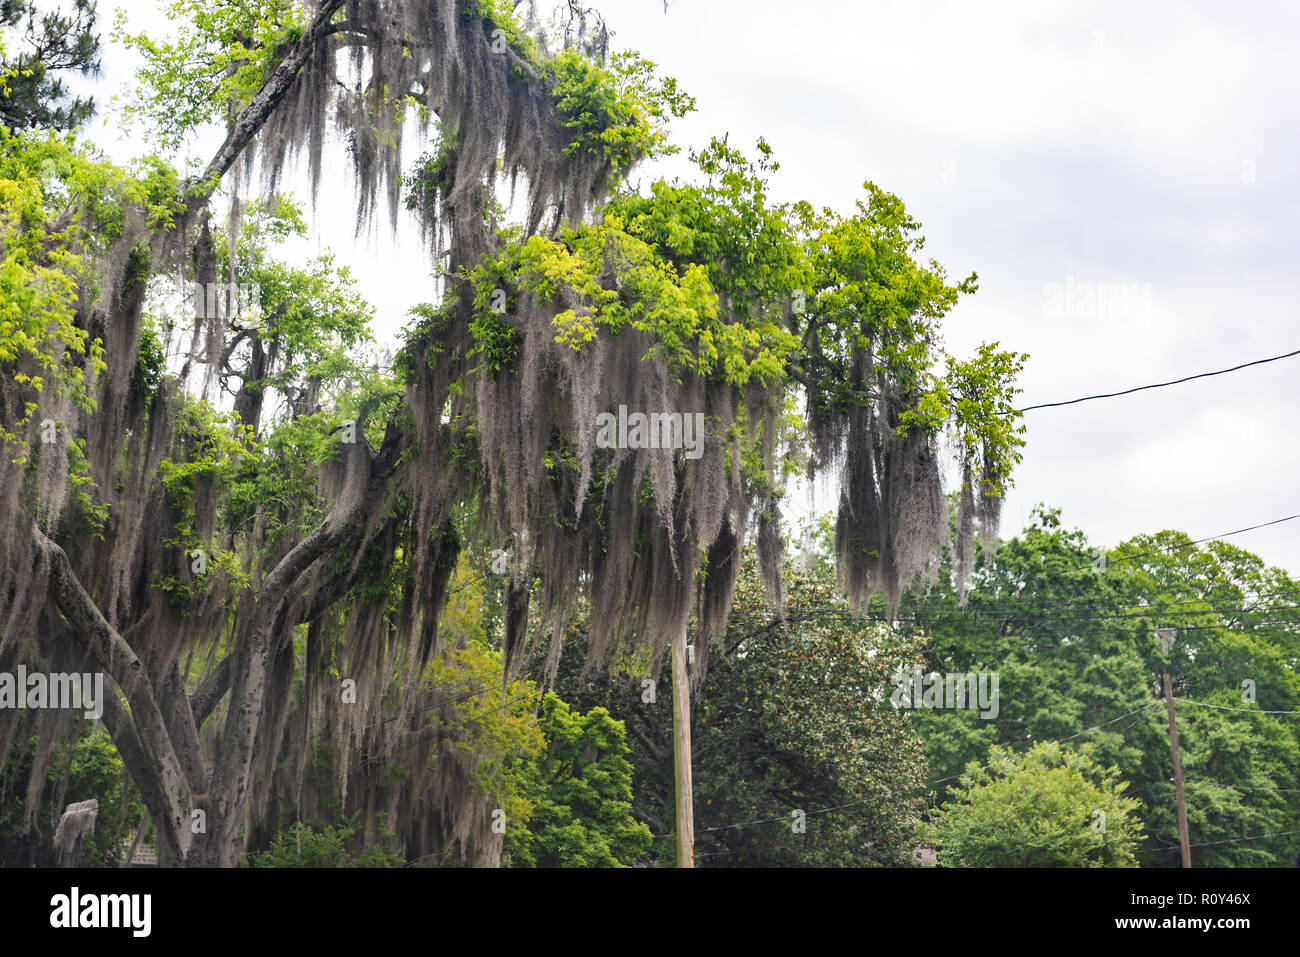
[184,0,346,214]
[158,660,207,793]
[190,653,233,728]
[203,421,406,866]
[95,691,180,862]
[32,523,197,866]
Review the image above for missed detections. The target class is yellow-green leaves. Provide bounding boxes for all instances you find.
[473,208,794,387]
[0,131,107,447]
[548,49,694,170]
[920,742,1143,867]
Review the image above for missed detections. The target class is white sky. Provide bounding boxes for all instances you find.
[82,0,1300,574]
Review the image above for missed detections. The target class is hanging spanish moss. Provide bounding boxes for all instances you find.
[464,291,767,684]
[814,353,948,611]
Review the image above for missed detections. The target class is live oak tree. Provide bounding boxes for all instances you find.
[1,0,1025,866]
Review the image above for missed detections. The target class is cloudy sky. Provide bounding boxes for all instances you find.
[85,0,1300,574]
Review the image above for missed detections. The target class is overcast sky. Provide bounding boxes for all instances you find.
[85,0,1300,574]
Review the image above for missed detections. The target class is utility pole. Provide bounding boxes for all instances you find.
[671,623,694,867]
[1157,627,1192,868]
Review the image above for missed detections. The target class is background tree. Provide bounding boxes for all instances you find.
[542,522,930,867]
[919,742,1142,867]
[504,695,652,867]
[0,0,101,134]
[904,503,1300,867]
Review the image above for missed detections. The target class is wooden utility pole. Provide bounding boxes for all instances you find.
[1157,627,1192,868]
[671,624,694,867]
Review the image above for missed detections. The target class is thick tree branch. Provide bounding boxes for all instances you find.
[191,654,233,729]
[34,524,196,864]
[204,424,405,864]
[186,0,346,215]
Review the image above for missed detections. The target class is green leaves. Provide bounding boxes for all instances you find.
[682,534,929,867]
[0,129,171,451]
[504,695,651,867]
[548,49,694,169]
[920,742,1143,867]
[251,819,403,868]
[800,181,1018,447]
[941,342,1028,497]
[470,139,808,388]
[113,0,309,151]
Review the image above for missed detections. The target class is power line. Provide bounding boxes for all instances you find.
[694,702,1161,836]
[970,513,1300,596]
[1184,829,1300,850]
[774,509,1300,607]
[723,579,1300,633]
[723,583,1300,627]
[1013,347,1300,412]
[1189,780,1300,794]
[1171,697,1300,715]
[722,597,1300,630]
[718,606,1300,659]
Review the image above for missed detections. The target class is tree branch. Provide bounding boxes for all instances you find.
[34,523,196,864]
[187,0,347,214]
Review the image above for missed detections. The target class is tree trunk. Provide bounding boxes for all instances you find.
[671,622,694,868]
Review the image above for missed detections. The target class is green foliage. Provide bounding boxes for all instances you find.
[212,195,375,415]
[505,695,652,867]
[0,724,145,867]
[1,129,181,464]
[422,640,546,837]
[919,742,1142,867]
[547,49,694,167]
[0,0,101,134]
[68,725,146,867]
[403,131,459,215]
[800,180,1025,487]
[471,146,803,386]
[113,0,308,151]
[226,408,335,545]
[472,0,545,70]
[611,136,807,329]
[395,302,455,383]
[65,432,107,534]
[474,0,694,170]
[939,341,1027,495]
[691,533,929,866]
[252,818,403,868]
[467,252,523,376]
[156,397,252,604]
[131,315,165,400]
[0,130,99,448]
